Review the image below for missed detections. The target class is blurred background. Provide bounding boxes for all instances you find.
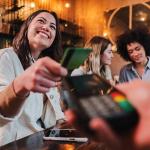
[0,0,150,75]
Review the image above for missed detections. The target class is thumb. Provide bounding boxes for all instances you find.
[90,118,121,149]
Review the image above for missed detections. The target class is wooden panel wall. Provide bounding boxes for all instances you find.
[18,0,150,41]
[74,0,104,41]
[36,0,75,21]
[74,0,150,41]
[102,0,149,11]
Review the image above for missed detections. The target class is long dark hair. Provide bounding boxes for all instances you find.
[13,10,63,70]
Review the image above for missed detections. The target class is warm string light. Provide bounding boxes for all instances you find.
[64,23,68,27]
[103,31,108,37]
[30,2,36,8]
[63,2,71,20]
[65,2,71,8]
[140,17,146,21]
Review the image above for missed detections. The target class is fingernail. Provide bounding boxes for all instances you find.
[61,67,68,76]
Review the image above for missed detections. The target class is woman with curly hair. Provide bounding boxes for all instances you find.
[117,27,150,83]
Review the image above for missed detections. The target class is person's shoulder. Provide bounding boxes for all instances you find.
[0,47,20,67]
[0,47,16,58]
[120,63,132,71]
[119,63,132,83]
[119,63,133,78]
[147,57,150,63]
[71,67,84,76]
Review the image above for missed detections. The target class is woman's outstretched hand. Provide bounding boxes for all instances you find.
[13,57,67,96]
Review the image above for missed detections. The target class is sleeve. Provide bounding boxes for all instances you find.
[0,51,16,89]
[0,83,25,126]
[42,89,65,128]
[105,65,113,81]
[119,66,128,83]
[51,89,65,120]
[71,67,84,76]
[0,50,24,126]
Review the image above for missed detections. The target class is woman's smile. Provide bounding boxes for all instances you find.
[37,30,50,39]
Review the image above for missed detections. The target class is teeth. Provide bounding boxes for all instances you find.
[38,32,49,38]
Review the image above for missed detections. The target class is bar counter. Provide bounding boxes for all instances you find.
[0,128,109,150]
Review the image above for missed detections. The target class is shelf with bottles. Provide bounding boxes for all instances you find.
[0,32,13,49]
[59,18,84,49]
[0,17,23,49]
[59,18,83,36]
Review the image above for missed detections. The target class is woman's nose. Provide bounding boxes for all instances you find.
[41,24,49,32]
[111,52,114,58]
[132,50,139,56]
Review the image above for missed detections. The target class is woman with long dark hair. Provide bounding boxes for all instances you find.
[0,10,67,146]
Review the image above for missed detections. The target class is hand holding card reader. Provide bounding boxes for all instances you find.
[62,74,139,134]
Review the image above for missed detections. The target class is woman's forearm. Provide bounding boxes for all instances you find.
[0,82,27,118]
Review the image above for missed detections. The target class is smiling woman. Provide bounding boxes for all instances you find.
[0,10,67,146]
[71,36,114,84]
[117,27,150,83]
[27,12,56,59]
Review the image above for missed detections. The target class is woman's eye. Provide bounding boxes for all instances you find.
[136,47,141,51]
[38,19,45,24]
[108,51,112,54]
[50,25,56,30]
[128,51,133,54]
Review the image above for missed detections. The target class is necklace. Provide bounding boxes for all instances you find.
[30,54,36,63]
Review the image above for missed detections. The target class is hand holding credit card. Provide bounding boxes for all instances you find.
[61,48,92,70]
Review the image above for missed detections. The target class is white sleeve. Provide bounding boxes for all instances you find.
[105,65,113,81]
[0,50,24,126]
[71,67,84,76]
[50,88,65,120]
[0,50,16,89]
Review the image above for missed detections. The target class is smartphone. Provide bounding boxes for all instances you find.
[44,129,78,137]
[43,129,88,142]
[61,48,92,70]
[62,74,139,134]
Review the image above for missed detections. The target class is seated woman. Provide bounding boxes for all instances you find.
[71,36,114,84]
[0,10,67,146]
[117,27,150,83]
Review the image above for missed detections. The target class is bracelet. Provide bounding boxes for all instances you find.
[12,80,30,98]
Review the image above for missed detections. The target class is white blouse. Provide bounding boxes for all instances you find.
[0,47,65,146]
